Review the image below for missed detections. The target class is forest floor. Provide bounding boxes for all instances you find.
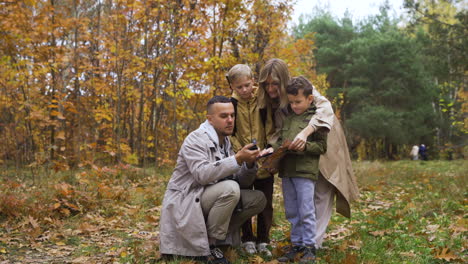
[0,160,466,264]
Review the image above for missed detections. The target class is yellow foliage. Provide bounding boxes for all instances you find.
[123,153,139,165]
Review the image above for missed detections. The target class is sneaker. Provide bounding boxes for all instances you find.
[206,247,231,264]
[299,246,316,263]
[277,245,304,262]
[256,243,272,257]
[241,241,257,254]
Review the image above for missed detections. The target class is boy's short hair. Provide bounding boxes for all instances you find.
[207,95,232,113]
[226,64,253,84]
[286,76,313,97]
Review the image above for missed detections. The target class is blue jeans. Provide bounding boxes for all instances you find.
[282,177,316,247]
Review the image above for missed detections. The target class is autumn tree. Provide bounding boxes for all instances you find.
[294,6,438,159]
[0,0,297,170]
[404,0,467,156]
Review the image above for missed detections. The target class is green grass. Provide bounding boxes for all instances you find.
[0,160,466,263]
[314,160,467,264]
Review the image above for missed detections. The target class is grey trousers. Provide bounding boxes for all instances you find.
[201,180,266,246]
[314,173,335,248]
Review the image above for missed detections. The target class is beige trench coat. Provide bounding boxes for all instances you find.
[319,115,359,218]
[269,90,359,218]
[159,121,257,257]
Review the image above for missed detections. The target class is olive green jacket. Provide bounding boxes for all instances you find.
[265,88,359,218]
[272,105,327,180]
[230,87,269,152]
[230,88,275,179]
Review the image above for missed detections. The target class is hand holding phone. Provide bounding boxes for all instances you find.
[236,139,260,165]
[248,139,258,150]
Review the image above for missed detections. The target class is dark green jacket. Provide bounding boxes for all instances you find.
[272,105,327,180]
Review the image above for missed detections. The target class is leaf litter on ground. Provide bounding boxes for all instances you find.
[0,160,466,263]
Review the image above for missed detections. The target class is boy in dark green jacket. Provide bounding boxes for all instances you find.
[271,76,327,264]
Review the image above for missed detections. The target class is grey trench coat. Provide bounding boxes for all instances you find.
[159,121,257,257]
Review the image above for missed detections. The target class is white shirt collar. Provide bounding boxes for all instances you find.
[200,120,229,147]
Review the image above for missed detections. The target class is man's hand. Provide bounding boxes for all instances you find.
[235,143,260,167]
[289,125,314,151]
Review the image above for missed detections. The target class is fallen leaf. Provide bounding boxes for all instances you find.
[249,255,264,264]
[146,215,159,223]
[348,240,362,250]
[368,205,383,210]
[403,202,415,211]
[28,216,39,229]
[400,250,417,258]
[146,206,161,213]
[180,260,197,264]
[224,247,238,263]
[60,208,70,216]
[76,223,97,235]
[338,241,348,252]
[369,230,386,236]
[433,247,459,261]
[56,131,65,140]
[71,256,89,263]
[426,224,440,233]
[449,218,468,233]
[343,253,358,264]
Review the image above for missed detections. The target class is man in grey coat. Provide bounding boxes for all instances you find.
[159,96,267,264]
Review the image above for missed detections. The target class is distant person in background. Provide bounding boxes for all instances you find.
[257,58,359,250]
[410,145,419,160]
[419,144,428,161]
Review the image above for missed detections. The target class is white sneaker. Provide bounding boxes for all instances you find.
[256,242,272,257]
[241,241,257,254]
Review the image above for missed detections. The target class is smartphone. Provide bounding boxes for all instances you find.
[248,139,258,150]
[257,152,273,159]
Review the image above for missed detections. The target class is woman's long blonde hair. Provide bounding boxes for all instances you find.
[257,58,290,109]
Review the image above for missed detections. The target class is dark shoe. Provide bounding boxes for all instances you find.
[277,245,304,262]
[206,247,231,264]
[299,246,316,263]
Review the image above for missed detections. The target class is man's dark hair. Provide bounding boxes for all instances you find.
[207,95,232,113]
[286,76,313,96]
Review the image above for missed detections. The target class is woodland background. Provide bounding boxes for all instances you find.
[0,0,466,263]
[0,0,466,170]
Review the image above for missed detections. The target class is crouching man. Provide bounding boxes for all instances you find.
[159,96,267,264]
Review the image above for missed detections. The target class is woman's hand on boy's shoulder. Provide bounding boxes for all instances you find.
[289,125,316,151]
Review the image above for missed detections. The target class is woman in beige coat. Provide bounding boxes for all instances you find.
[258,58,359,248]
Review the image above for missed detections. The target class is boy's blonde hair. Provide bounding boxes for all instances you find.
[258,58,290,109]
[226,64,253,85]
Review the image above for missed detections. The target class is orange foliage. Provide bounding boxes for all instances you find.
[0,0,324,169]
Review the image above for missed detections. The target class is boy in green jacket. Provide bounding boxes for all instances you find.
[271,76,327,263]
